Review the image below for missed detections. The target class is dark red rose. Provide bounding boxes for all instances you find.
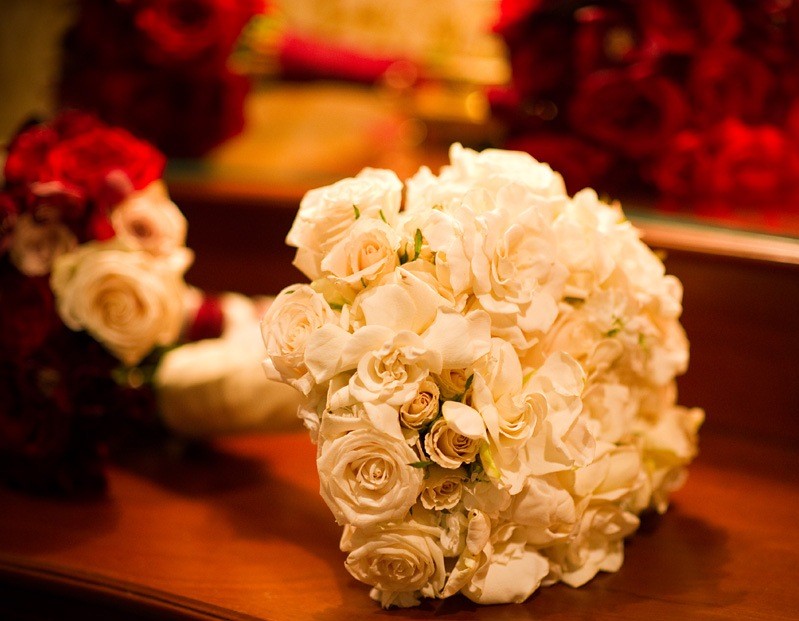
[3,125,59,187]
[0,194,18,255]
[704,120,799,208]
[52,109,105,140]
[646,130,705,197]
[59,65,249,157]
[634,0,741,56]
[134,0,260,70]
[41,126,165,201]
[569,67,688,157]
[494,0,544,35]
[504,14,575,100]
[0,358,108,497]
[571,3,645,78]
[688,46,775,126]
[185,294,225,342]
[0,259,61,362]
[506,133,615,195]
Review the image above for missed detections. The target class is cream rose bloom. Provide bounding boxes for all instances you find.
[261,284,337,395]
[287,168,403,279]
[399,379,440,430]
[111,180,187,257]
[317,428,424,527]
[9,212,77,276]
[420,466,466,511]
[51,241,191,366]
[320,217,401,290]
[342,521,446,608]
[424,415,482,469]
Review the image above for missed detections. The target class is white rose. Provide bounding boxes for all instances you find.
[424,417,481,469]
[317,428,424,527]
[399,379,440,430]
[420,466,466,511]
[51,241,191,366]
[9,212,76,276]
[321,217,401,290]
[287,168,402,279]
[342,521,446,608]
[261,284,337,394]
[111,180,187,257]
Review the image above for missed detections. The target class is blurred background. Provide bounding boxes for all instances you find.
[1,0,798,445]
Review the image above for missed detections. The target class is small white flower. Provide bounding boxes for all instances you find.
[9,212,76,276]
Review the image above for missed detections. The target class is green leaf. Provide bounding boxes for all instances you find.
[379,209,387,223]
[408,460,434,469]
[353,204,361,219]
[564,296,583,305]
[414,229,423,260]
[479,442,501,480]
[329,302,343,311]
[464,373,474,392]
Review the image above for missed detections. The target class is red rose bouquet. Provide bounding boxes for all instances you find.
[59,0,263,157]
[494,0,799,218]
[0,112,298,495]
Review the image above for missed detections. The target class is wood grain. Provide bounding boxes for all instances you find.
[2,430,799,620]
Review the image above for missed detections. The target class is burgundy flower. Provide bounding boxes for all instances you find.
[569,67,688,157]
[506,133,615,195]
[0,193,17,255]
[0,259,61,362]
[647,131,705,198]
[634,0,741,56]
[703,120,799,208]
[3,125,59,187]
[41,126,165,201]
[688,46,775,126]
[134,0,259,70]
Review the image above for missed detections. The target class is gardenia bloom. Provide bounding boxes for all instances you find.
[317,428,424,527]
[51,240,191,366]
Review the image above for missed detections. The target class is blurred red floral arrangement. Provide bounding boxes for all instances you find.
[493,0,799,226]
[59,0,263,157]
[0,111,297,495]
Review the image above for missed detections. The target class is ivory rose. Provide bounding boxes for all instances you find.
[286,168,402,279]
[110,180,186,257]
[261,284,337,394]
[317,428,424,527]
[342,521,446,608]
[51,240,191,366]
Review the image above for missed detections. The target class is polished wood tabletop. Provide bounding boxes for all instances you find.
[2,429,798,620]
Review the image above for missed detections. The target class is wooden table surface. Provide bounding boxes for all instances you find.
[2,429,798,621]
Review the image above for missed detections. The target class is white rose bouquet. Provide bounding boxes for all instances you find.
[262,144,703,607]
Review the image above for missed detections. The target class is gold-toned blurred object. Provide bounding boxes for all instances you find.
[237,0,509,148]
